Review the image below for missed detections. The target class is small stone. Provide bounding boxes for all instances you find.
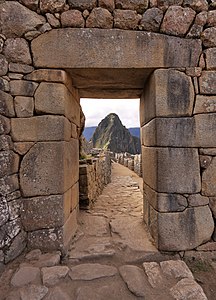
[0,174,19,197]
[0,150,19,178]
[8,73,24,80]
[13,142,34,155]
[199,71,216,95]
[9,63,34,74]
[170,278,208,300]
[114,9,141,30]
[202,157,216,196]
[140,8,163,32]
[196,242,216,251]
[68,0,97,11]
[61,10,85,28]
[0,135,12,151]
[161,6,196,37]
[0,196,9,226]
[25,249,42,260]
[187,24,203,38]
[207,11,216,27]
[39,23,52,33]
[98,0,115,12]
[86,8,113,29]
[20,0,39,11]
[3,38,32,65]
[25,31,41,41]
[0,90,15,117]
[186,67,202,77]
[46,13,61,27]
[199,155,212,169]
[11,266,40,287]
[115,0,149,13]
[188,194,209,207]
[14,96,34,117]
[0,77,10,92]
[201,27,216,48]
[69,263,117,280]
[119,265,146,297]
[160,260,194,280]
[0,54,8,76]
[45,287,71,300]
[6,191,21,202]
[195,11,207,26]
[143,262,163,288]
[4,230,27,263]
[0,115,10,135]
[40,0,66,13]
[41,266,69,286]
[34,252,61,267]
[205,48,216,71]
[183,0,208,12]
[19,284,49,300]
[10,80,39,96]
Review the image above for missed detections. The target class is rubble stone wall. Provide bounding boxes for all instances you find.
[0,0,216,263]
[79,153,111,209]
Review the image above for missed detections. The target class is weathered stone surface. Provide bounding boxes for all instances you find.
[8,199,21,220]
[3,39,32,65]
[19,285,49,300]
[0,55,8,76]
[86,8,113,29]
[196,241,216,251]
[194,95,216,114]
[199,148,216,156]
[98,0,115,12]
[11,116,71,142]
[61,10,85,28]
[153,206,214,251]
[28,228,64,251]
[115,0,148,13]
[183,0,208,12]
[8,73,24,80]
[32,29,202,73]
[35,82,80,125]
[46,13,61,28]
[68,0,97,10]
[4,230,27,263]
[205,48,216,71]
[14,96,34,117]
[20,0,39,11]
[0,135,12,151]
[11,266,40,287]
[0,174,19,197]
[140,69,194,126]
[114,9,141,30]
[45,287,70,300]
[160,260,194,280]
[142,147,201,194]
[21,195,66,230]
[0,77,10,92]
[39,22,52,33]
[40,0,66,13]
[0,2,45,38]
[0,90,15,117]
[0,151,19,178]
[170,278,207,300]
[199,71,216,95]
[188,194,209,207]
[0,196,9,226]
[143,262,163,288]
[201,27,216,48]
[25,30,41,41]
[10,80,38,96]
[0,115,10,135]
[187,24,203,38]
[207,10,216,26]
[70,263,117,280]
[41,266,69,286]
[34,252,61,267]
[209,197,216,218]
[20,141,79,196]
[195,11,208,26]
[161,6,196,37]
[140,8,163,32]
[202,157,216,196]
[9,63,34,74]
[119,265,146,297]
[13,142,34,155]
[143,183,187,212]
[195,113,216,147]
[200,155,212,169]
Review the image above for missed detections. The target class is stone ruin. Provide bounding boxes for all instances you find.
[0,0,216,265]
[115,153,142,176]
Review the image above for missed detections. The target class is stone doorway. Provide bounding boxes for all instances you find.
[7,28,215,256]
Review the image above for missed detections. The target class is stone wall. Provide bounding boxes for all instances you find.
[79,152,111,209]
[0,0,216,262]
[115,153,142,177]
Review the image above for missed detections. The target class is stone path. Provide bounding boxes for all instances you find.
[0,163,208,299]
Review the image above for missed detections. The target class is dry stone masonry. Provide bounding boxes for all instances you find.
[0,0,216,264]
[115,152,142,177]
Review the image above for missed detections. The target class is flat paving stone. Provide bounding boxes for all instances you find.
[70,263,117,280]
[11,266,40,287]
[19,284,48,300]
[45,286,71,300]
[41,266,69,286]
[119,265,146,297]
[160,260,194,280]
[143,262,163,288]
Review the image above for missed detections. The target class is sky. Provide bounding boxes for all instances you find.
[80,98,140,128]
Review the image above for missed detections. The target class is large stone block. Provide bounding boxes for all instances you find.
[202,157,216,197]
[150,206,214,251]
[0,1,45,38]
[142,147,201,194]
[35,82,80,126]
[143,183,187,213]
[20,140,79,197]
[31,29,202,69]
[21,193,73,231]
[199,71,216,95]
[11,116,71,142]
[140,69,194,126]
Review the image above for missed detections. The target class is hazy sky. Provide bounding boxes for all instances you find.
[80,98,140,128]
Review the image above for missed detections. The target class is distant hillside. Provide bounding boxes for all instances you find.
[83,126,96,141]
[92,113,141,154]
[84,126,140,141]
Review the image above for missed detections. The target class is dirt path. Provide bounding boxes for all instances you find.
[0,163,210,300]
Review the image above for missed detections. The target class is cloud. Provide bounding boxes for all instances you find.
[80,98,140,128]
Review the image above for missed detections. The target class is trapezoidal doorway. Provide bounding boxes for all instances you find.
[13,28,215,254]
